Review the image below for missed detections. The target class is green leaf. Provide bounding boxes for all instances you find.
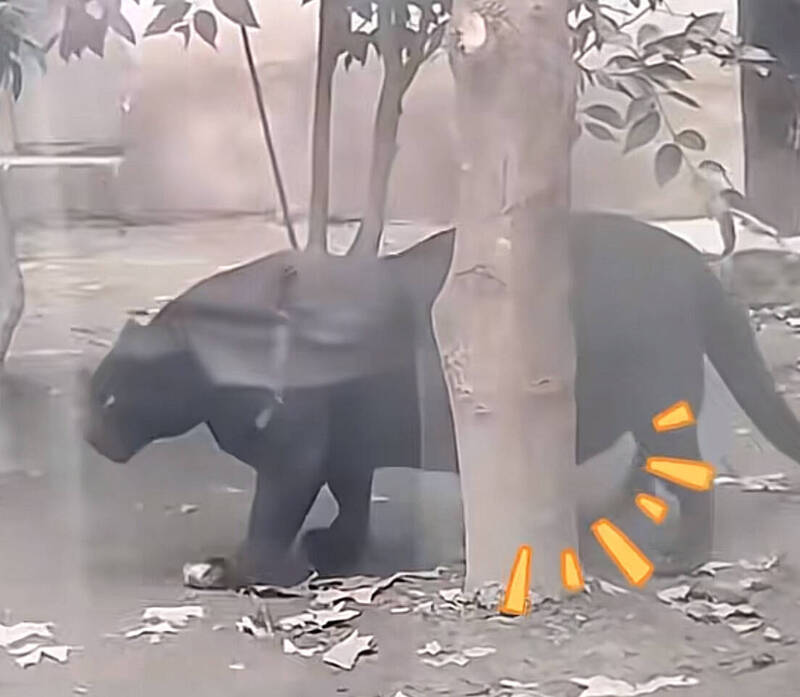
[626,96,654,124]
[637,23,661,47]
[593,13,632,47]
[109,11,136,44]
[675,129,706,150]
[665,89,700,109]
[646,62,693,82]
[585,122,616,142]
[174,23,190,48]
[655,143,682,185]
[737,44,776,63]
[606,54,639,72]
[584,104,625,128]
[144,2,190,36]
[624,110,660,153]
[193,10,217,47]
[212,0,259,28]
[686,12,724,40]
[593,70,615,91]
[643,32,686,59]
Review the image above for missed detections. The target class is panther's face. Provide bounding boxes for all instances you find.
[80,319,207,463]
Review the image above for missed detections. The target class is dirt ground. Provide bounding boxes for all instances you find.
[0,215,799,696]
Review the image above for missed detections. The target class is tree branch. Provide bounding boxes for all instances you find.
[240,25,298,250]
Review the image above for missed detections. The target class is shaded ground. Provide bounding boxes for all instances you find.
[0,216,799,696]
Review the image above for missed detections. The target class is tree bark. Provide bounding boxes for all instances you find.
[432,0,577,596]
[0,183,23,363]
[307,0,339,253]
[347,68,404,256]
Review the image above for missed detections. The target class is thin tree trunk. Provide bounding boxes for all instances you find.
[0,179,23,363]
[432,0,577,596]
[307,0,338,253]
[348,69,403,256]
[240,26,299,250]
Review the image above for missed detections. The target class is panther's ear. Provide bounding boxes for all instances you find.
[386,227,456,304]
[115,319,185,362]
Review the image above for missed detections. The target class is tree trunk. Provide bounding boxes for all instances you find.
[0,184,23,363]
[738,0,800,236]
[432,0,577,596]
[348,69,403,256]
[307,0,339,253]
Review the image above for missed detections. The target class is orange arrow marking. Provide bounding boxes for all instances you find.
[561,548,584,592]
[652,400,696,432]
[499,545,532,616]
[645,456,715,491]
[591,518,654,588]
[635,493,669,524]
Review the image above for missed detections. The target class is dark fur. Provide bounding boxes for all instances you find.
[82,213,800,584]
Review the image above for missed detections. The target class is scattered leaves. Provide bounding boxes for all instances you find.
[322,630,375,670]
[571,674,699,697]
[0,622,53,648]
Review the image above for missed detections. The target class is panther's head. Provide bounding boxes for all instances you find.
[80,319,208,463]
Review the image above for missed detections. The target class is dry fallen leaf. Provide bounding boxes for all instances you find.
[739,577,772,592]
[15,645,78,668]
[142,606,203,627]
[715,474,789,493]
[596,579,630,596]
[419,644,496,668]
[693,561,735,577]
[438,588,463,603]
[6,642,43,656]
[498,678,540,690]
[571,674,699,697]
[729,618,764,634]
[656,585,691,605]
[417,640,444,657]
[0,622,54,648]
[235,615,270,640]
[764,627,783,642]
[322,630,375,670]
[228,662,245,670]
[739,555,780,572]
[422,654,470,668]
[312,568,446,607]
[282,638,325,658]
[278,603,360,631]
[124,621,179,639]
[462,646,496,659]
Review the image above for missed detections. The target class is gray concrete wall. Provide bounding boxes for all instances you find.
[6,0,741,225]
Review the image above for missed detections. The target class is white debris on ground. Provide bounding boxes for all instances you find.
[0,621,79,668]
[570,674,698,697]
[655,555,794,645]
[715,473,791,492]
[322,630,376,670]
[124,605,205,643]
[142,605,204,626]
[417,640,496,668]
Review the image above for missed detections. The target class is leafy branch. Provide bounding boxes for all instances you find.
[569,2,783,252]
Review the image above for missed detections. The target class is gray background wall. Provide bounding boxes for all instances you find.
[4,0,742,225]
